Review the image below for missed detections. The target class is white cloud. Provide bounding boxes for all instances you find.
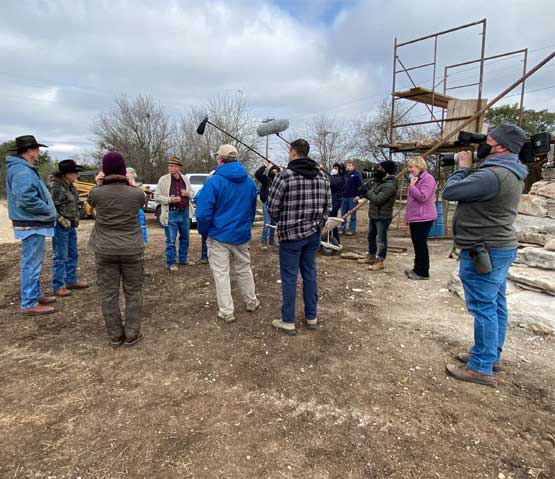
[0,0,553,160]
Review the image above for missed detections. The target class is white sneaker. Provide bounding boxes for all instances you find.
[305,318,318,330]
[246,298,260,312]
[271,319,297,335]
[217,312,236,323]
[168,265,178,272]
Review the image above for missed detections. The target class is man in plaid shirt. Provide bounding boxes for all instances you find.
[267,139,331,335]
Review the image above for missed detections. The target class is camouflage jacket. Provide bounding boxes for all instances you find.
[47,175,80,226]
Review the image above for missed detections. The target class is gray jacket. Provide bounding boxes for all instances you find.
[442,153,528,249]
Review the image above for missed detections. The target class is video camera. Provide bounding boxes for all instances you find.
[440,130,551,166]
[361,164,381,180]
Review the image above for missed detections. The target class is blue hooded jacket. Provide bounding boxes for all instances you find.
[442,153,528,202]
[195,162,257,245]
[5,155,57,227]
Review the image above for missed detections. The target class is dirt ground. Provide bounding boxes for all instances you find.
[0,213,554,479]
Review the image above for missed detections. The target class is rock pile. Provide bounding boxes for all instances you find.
[448,167,555,335]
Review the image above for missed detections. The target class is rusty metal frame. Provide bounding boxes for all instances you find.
[389,19,487,159]
[443,48,528,127]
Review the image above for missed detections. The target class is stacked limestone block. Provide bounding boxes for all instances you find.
[448,167,555,335]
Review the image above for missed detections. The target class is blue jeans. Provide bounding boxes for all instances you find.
[165,209,190,265]
[459,248,517,375]
[340,197,358,233]
[331,198,342,243]
[20,234,46,309]
[368,218,392,259]
[201,233,208,259]
[261,202,275,243]
[52,225,78,290]
[279,232,320,323]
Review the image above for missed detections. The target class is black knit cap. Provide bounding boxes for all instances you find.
[379,160,396,175]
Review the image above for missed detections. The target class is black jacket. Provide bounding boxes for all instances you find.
[254,165,276,203]
[362,174,398,220]
[330,174,346,204]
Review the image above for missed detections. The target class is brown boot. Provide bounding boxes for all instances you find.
[369,259,384,271]
[21,304,57,316]
[357,256,377,265]
[456,352,504,372]
[38,296,57,305]
[54,288,72,297]
[445,363,494,386]
[66,281,89,290]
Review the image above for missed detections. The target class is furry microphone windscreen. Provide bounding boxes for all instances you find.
[256,119,290,137]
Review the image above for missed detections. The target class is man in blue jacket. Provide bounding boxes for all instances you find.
[6,135,58,316]
[442,123,528,386]
[195,144,260,323]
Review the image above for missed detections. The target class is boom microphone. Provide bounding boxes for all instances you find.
[256,119,290,138]
[196,116,209,135]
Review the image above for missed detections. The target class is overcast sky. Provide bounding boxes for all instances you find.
[1,0,554,161]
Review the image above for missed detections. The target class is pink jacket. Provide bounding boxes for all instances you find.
[405,171,438,223]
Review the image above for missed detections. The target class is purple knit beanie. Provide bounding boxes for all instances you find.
[102,151,126,176]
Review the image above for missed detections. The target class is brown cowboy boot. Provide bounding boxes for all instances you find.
[21,304,57,316]
[66,281,89,290]
[54,287,72,297]
[38,296,57,305]
[456,352,504,372]
[445,364,494,386]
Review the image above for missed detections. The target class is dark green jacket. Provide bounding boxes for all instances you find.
[47,175,81,226]
[363,174,398,220]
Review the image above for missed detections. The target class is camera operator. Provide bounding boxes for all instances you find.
[357,161,398,270]
[442,122,528,386]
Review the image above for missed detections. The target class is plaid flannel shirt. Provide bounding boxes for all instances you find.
[267,167,331,242]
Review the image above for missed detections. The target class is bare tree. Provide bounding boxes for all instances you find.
[93,94,174,182]
[352,98,441,165]
[306,115,353,171]
[174,92,261,173]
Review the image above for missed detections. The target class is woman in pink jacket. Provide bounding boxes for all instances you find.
[404,156,437,280]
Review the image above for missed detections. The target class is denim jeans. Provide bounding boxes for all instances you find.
[340,197,358,233]
[279,232,320,323]
[261,202,275,243]
[368,218,392,259]
[459,248,517,375]
[331,198,342,243]
[201,233,208,259]
[52,225,79,290]
[165,209,190,265]
[20,234,46,309]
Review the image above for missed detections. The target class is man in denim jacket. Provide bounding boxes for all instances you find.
[5,135,57,315]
